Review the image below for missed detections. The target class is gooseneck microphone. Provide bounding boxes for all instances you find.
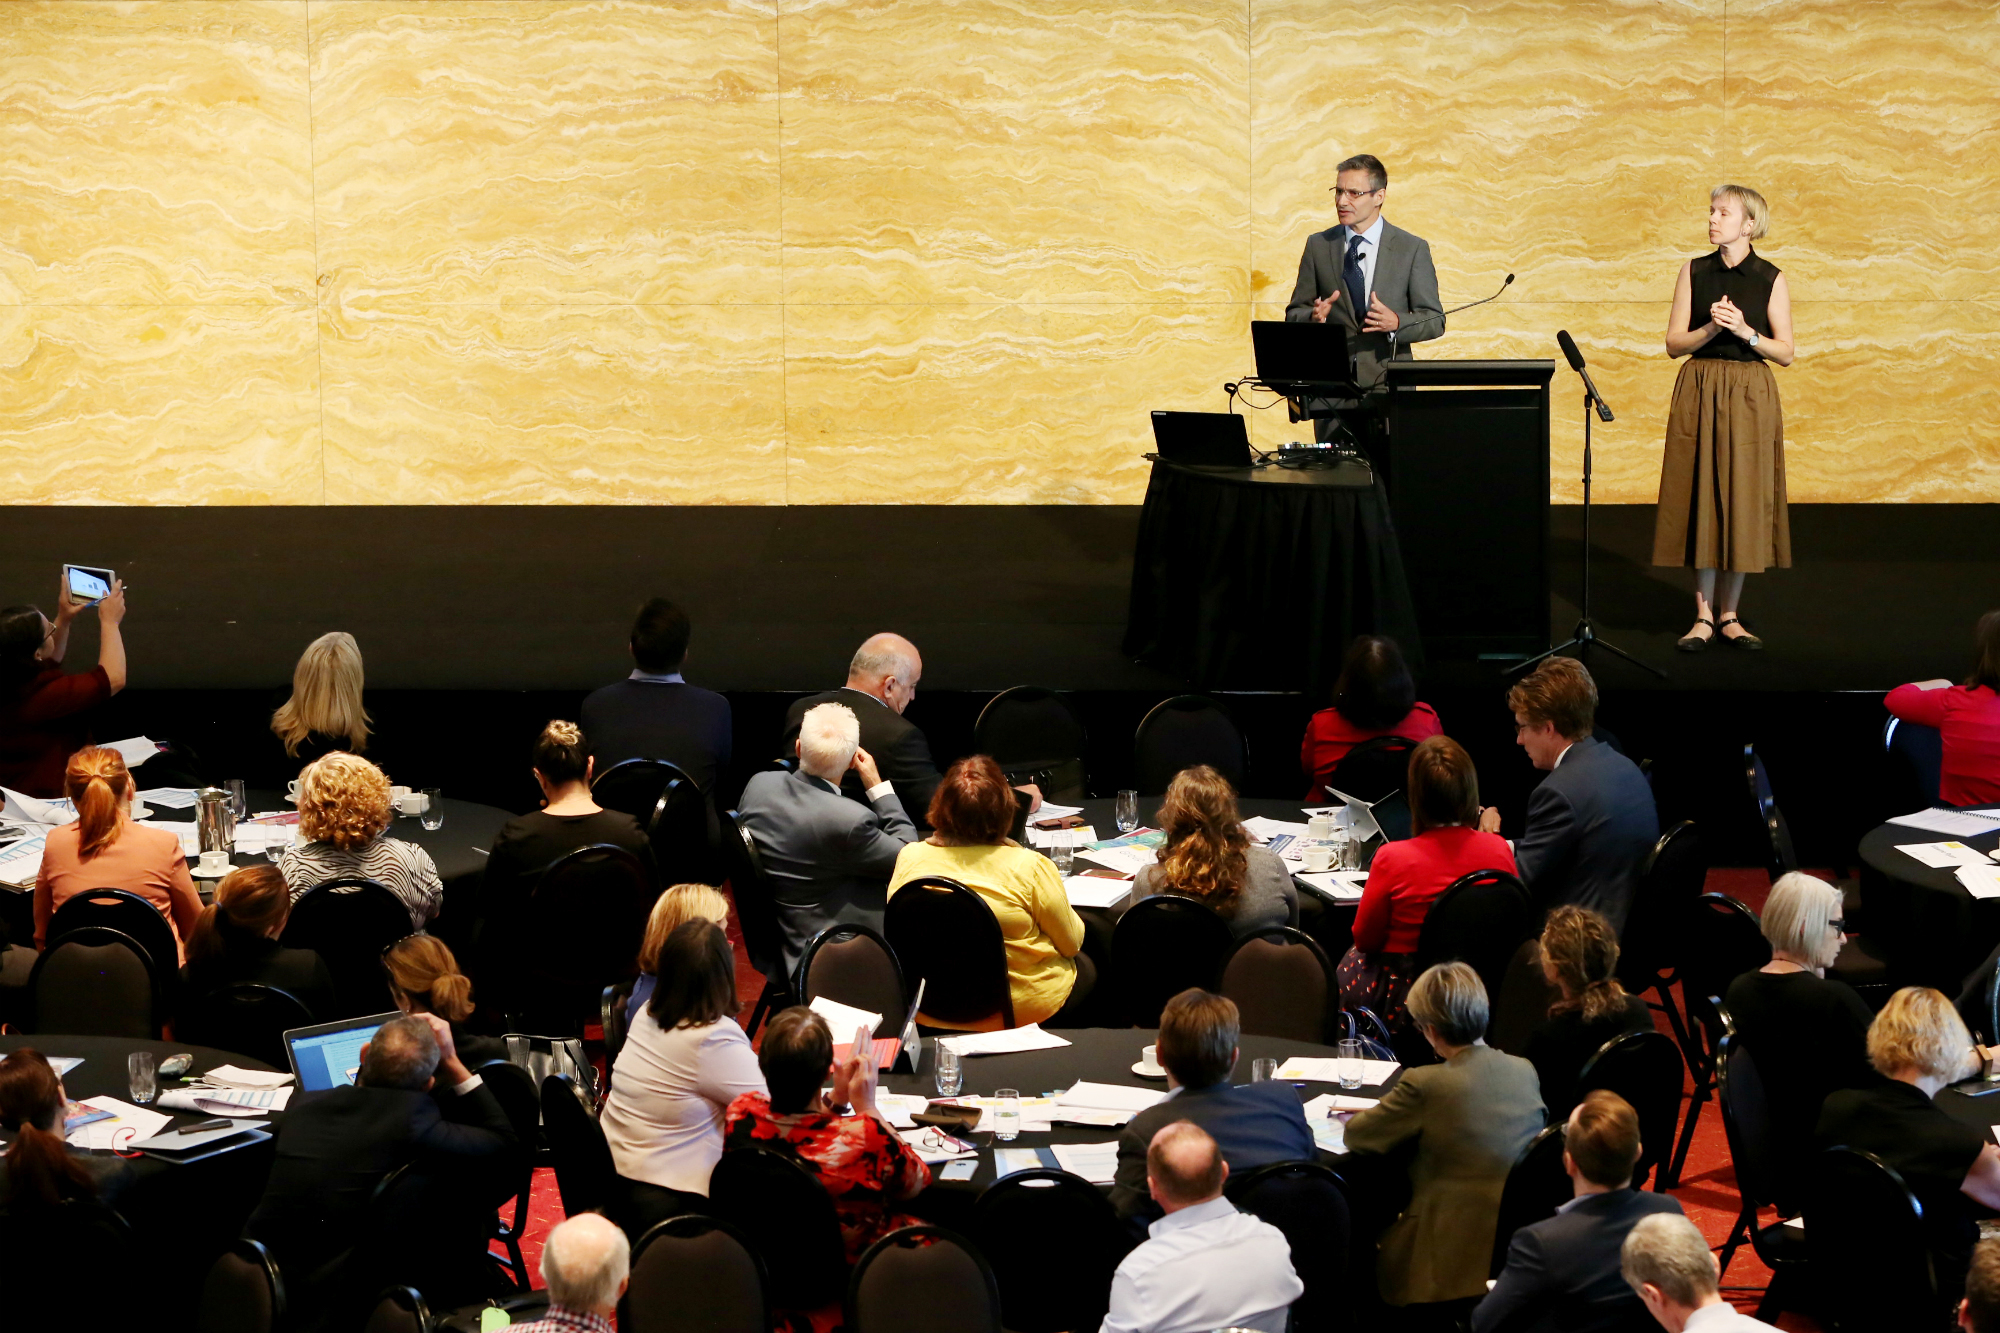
[1394,272,1514,341]
[1556,329,1615,422]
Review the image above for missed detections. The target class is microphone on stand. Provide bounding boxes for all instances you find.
[1392,272,1514,346]
[1556,329,1615,422]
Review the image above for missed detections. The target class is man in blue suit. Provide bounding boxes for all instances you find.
[1475,1091,1684,1333]
[1110,990,1316,1224]
[1481,656,1658,935]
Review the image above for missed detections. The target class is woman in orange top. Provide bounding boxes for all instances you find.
[33,746,202,961]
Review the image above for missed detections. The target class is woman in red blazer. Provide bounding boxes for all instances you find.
[1300,635,1441,801]
[1886,610,2000,807]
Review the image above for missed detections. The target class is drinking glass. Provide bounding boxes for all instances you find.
[226,778,248,822]
[994,1087,1021,1141]
[1252,1058,1279,1082]
[1115,790,1140,834]
[128,1051,157,1105]
[264,837,287,864]
[1335,1038,1366,1090]
[1050,830,1074,876]
[1330,826,1353,873]
[420,788,444,831]
[935,1043,963,1097]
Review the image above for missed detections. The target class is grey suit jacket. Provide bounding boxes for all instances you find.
[1285,218,1444,391]
[1513,737,1659,937]
[736,768,917,978]
[1472,1187,1685,1333]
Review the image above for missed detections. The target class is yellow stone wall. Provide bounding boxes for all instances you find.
[3,0,1994,506]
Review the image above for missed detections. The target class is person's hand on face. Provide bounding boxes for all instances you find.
[413,1010,461,1069]
[850,746,883,790]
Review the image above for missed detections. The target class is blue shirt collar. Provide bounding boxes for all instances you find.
[1148,1194,1237,1238]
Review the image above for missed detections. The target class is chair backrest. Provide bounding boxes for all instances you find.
[539,1073,618,1217]
[1883,713,1945,810]
[0,1194,140,1325]
[1742,745,1799,880]
[1619,820,1705,989]
[1224,1161,1350,1333]
[1489,937,1560,1057]
[361,1286,431,1333]
[180,982,317,1067]
[479,1058,542,1169]
[1110,894,1237,1028]
[601,981,634,1066]
[974,687,1089,803]
[1488,1124,1571,1278]
[848,1224,1003,1333]
[1218,928,1335,1043]
[280,877,415,1019]
[884,876,1014,1029]
[968,1169,1134,1333]
[1682,893,1768,1049]
[28,926,158,1037]
[1805,1146,1937,1323]
[196,1238,286,1333]
[1578,1029,1684,1190]
[1133,694,1248,794]
[798,925,907,1037]
[721,807,790,985]
[1325,735,1416,805]
[708,1145,850,1311]
[1715,1035,1780,1211]
[624,1214,769,1333]
[520,843,652,1028]
[594,757,710,883]
[1412,870,1535,1027]
[45,886,181,987]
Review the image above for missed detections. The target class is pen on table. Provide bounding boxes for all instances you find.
[176,1118,233,1136]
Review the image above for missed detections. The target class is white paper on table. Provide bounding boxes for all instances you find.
[1077,843,1158,876]
[2,786,74,826]
[1063,875,1132,909]
[993,1148,1045,1178]
[809,995,883,1037]
[199,1064,295,1090]
[1296,871,1368,901]
[1027,824,1097,849]
[1303,1093,1379,1117]
[873,1092,930,1130]
[1901,841,1996,869]
[101,736,163,769]
[0,831,48,887]
[1242,817,1311,844]
[899,1128,979,1164]
[1276,1056,1400,1086]
[47,1057,83,1076]
[1033,803,1085,821]
[937,1024,1073,1058]
[137,787,201,810]
[158,1086,293,1116]
[1049,1141,1121,1184]
[955,1095,1056,1132]
[1889,808,2000,838]
[67,1096,172,1150]
[1959,864,2000,900]
[1055,1080,1166,1114]
[1312,1118,1348,1154]
[1050,1105,1134,1127]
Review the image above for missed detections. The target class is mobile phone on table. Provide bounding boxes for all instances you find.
[63,564,115,606]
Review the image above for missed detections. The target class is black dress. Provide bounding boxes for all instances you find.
[1522,992,1655,1122]
[1725,967,1875,1210]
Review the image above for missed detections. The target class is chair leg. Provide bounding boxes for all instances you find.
[1716,1204,1754,1280]
[744,978,784,1038]
[1665,1079,1708,1189]
[1651,979,1696,1068]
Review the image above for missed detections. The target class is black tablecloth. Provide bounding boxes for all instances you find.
[1855,807,2000,993]
[1122,459,1421,695]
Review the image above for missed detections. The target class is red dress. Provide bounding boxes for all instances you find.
[1299,702,1442,801]
[1886,683,2000,807]
[0,663,111,797]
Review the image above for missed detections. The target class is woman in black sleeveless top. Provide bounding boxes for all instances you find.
[1652,184,1796,650]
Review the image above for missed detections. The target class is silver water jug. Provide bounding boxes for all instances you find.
[195,786,235,854]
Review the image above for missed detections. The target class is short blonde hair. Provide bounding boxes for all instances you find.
[296,752,391,851]
[1711,183,1770,240]
[271,631,369,756]
[1408,961,1489,1046]
[639,883,730,974]
[1867,986,1976,1082]
[1760,872,1842,970]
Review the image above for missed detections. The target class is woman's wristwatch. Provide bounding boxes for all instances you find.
[1746,330,1759,348]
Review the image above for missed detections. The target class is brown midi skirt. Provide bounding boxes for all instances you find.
[1651,357,1790,573]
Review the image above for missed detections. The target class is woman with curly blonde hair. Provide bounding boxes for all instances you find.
[1116,766,1296,937]
[279,751,441,929]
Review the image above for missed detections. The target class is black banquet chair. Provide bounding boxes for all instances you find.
[708,1145,851,1313]
[195,1238,286,1333]
[594,756,712,886]
[1713,1037,1808,1320]
[1804,1146,1938,1330]
[974,685,1089,804]
[1577,1029,1684,1191]
[1618,820,1705,1052]
[28,926,161,1037]
[1110,894,1235,1028]
[1225,1161,1351,1333]
[622,1214,768,1333]
[722,807,794,1037]
[0,1194,142,1326]
[1413,870,1535,1032]
[539,1073,623,1223]
[797,924,907,1037]
[1133,694,1248,794]
[848,1224,1003,1333]
[1219,927,1335,1043]
[968,1169,1135,1333]
[1488,1124,1571,1278]
[362,1286,430,1333]
[44,886,181,991]
[178,982,317,1067]
[1489,937,1560,1057]
[281,877,415,1019]
[512,842,652,1032]
[1324,734,1417,805]
[885,875,1015,1031]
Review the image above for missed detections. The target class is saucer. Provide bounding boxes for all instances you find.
[1131,1061,1167,1079]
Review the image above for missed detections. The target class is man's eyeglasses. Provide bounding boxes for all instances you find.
[1331,187,1383,202]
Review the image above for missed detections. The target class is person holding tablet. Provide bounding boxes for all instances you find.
[0,570,127,797]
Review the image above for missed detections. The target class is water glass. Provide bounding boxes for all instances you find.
[264,838,287,864]
[1335,1038,1366,1090]
[1252,1057,1279,1082]
[128,1051,157,1105]
[1115,789,1140,834]
[1050,830,1074,875]
[420,788,444,831]
[994,1087,1021,1141]
[935,1043,963,1097]
[226,778,248,822]
[1330,826,1354,872]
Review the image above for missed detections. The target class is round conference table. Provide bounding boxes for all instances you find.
[1855,806,2000,993]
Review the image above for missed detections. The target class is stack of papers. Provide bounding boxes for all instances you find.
[233,824,295,855]
[810,995,883,1037]
[1077,843,1158,876]
[1302,1092,1380,1117]
[101,736,164,768]
[872,1092,931,1129]
[1063,875,1132,909]
[950,1095,1058,1132]
[1312,1118,1348,1154]
[1890,808,2000,838]
[1275,1056,1401,1086]
[1034,803,1085,821]
[994,1147,1046,1178]
[1959,864,2000,901]
[938,1025,1072,1057]
[137,787,201,810]
[1243,817,1311,847]
[0,830,47,888]
[1055,1081,1166,1115]
[65,1096,171,1150]
[198,1065,294,1091]
[1049,1142,1120,1184]
[1296,871,1368,900]
[158,1086,294,1117]
[1901,841,1997,869]
[1,787,74,826]
[1027,823,1098,849]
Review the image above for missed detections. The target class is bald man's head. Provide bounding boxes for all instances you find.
[1146,1120,1227,1211]
[847,633,922,713]
[542,1212,630,1314]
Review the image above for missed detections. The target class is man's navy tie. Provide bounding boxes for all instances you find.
[1343,232,1368,321]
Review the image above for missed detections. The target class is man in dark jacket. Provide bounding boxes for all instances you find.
[780,633,944,822]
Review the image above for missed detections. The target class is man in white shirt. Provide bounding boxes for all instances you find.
[1099,1121,1302,1333]
[1621,1213,1779,1331]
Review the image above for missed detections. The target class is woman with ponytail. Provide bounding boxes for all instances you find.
[181,865,335,1023]
[33,746,201,959]
[1523,905,1653,1120]
[383,935,507,1066]
[1115,765,1297,938]
[0,1048,133,1207]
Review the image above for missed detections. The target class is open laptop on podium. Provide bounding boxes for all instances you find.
[1250,320,1361,396]
[1149,411,1253,467]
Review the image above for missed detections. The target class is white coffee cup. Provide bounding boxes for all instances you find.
[1307,813,1334,840]
[391,785,411,803]
[1302,845,1334,872]
[1141,1043,1161,1072]
[285,778,300,800]
[397,792,427,817]
[196,850,232,877]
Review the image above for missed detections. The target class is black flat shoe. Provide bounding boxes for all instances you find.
[1718,615,1764,650]
[1676,617,1716,652]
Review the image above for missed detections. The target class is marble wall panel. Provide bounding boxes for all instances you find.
[0,304,322,504]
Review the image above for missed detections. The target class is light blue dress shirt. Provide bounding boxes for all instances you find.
[1099,1195,1303,1333]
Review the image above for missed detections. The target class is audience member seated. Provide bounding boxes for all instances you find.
[600,920,766,1231]
[1101,1120,1304,1333]
[1299,633,1441,801]
[739,701,918,977]
[0,1047,134,1206]
[34,746,201,960]
[511,1213,630,1333]
[581,597,733,793]
[627,882,731,1024]
[888,755,1091,1030]
[268,630,371,778]
[1523,906,1654,1123]
[384,935,505,1067]
[182,865,336,1021]
[723,1005,930,1268]
[245,1013,517,1307]
[1340,735,1513,1032]
[1109,989,1314,1223]
[1886,609,2000,807]
[1345,962,1546,1317]
[0,575,126,798]
[1620,1213,1779,1332]
[1475,1090,1684,1333]
[1963,1239,2000,1333]
[280,752,442,930]
[1479,657,1657,935]
[1114,765,1298,938]
[1723,871,1873,1213]
[1816,986,2000,1308]
[781,632,944,822]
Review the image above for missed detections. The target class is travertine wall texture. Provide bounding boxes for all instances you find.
[3,0,1995,505]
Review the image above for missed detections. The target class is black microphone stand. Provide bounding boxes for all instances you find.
[1509,337,1666,679]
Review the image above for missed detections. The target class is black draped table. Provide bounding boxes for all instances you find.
[1855,806,2000,994]
[1122,459,1421,696]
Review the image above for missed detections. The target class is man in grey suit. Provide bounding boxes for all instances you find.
[737,701,918,979]
[1475,1091,1684,1333]
[1481,656,1659,936]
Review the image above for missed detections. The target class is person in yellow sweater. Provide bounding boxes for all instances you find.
[888,755,1092,1030]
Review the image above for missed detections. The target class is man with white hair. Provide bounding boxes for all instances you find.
[1620,1213,1778,1331]
[739,700,917,975]
[780,632,945,823]
[513,1213,630,1332]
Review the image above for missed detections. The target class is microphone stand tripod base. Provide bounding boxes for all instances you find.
[1511,618,1667,679]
